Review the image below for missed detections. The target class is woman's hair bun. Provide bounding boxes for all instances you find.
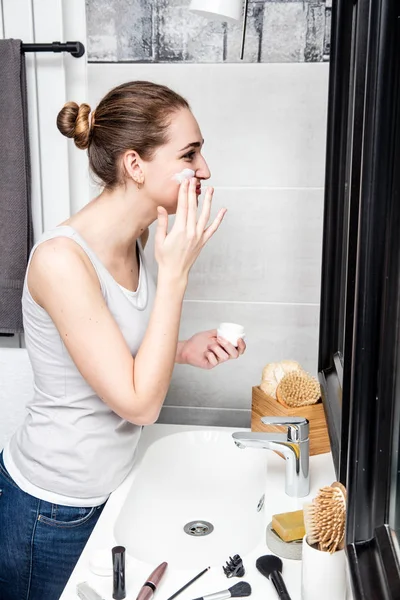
[56,101,92,150]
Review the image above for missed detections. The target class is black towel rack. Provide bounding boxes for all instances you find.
[21,41,85,58]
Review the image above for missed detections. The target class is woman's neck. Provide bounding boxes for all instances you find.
[63,184,155,260]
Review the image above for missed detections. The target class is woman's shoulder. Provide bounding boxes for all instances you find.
[30,228,87,268]
[28,229,100,305]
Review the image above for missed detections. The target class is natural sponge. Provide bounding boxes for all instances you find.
[260,360,302,399]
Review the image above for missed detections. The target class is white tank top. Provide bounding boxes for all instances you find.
[3,225,156,506]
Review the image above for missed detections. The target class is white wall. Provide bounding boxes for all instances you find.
[89,62,329,426]
[0,0,89,447]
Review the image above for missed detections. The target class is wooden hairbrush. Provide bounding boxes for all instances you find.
[303,481,347,553]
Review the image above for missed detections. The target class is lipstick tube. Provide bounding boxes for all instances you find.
[112,546,126,600]
[136,562,168,600]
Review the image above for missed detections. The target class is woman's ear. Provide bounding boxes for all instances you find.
[122,149,144,186]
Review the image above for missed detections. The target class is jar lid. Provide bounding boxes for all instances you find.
[89,548,113,577]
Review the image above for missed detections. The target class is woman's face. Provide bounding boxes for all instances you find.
[142,108,211,214]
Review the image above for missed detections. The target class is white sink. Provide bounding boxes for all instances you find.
[114,429,268,569]
[59,424,338,600]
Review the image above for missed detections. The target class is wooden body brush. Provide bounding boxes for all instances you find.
[276,371,321,408]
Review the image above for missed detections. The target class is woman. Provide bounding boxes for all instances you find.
[0,81,246,600]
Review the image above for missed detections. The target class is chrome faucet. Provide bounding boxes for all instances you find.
[232,416,310,498]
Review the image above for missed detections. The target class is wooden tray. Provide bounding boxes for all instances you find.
[251,386,331,456]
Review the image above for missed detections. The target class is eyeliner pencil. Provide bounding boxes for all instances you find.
[166,567,210,600]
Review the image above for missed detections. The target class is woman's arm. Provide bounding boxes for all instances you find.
[175,341,187,364]
[29,239,184,425]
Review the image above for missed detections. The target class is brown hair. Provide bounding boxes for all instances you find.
[57,81,190,188]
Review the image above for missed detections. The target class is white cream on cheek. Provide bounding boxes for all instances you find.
[172,168,195,183]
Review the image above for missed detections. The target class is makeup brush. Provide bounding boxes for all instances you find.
[167,567,210,600]
[191,581,251,600]
[256,555,292,600]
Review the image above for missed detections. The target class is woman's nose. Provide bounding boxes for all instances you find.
[195,156,211,180]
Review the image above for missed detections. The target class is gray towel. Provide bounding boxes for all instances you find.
[0,39,33,334]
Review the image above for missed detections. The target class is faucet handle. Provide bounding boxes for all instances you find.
[260,416,309,442]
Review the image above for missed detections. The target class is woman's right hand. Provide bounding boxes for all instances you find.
[155,177,227,283]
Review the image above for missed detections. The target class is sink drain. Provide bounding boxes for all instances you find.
[184,520,214,537]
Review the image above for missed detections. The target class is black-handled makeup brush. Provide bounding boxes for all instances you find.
[167,567,210,600]
[256,555,292,600]
[191,581,251,600]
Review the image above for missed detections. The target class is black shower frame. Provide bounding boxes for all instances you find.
[318,0,400,597]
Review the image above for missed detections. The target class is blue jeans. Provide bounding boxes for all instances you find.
[0,451,106,600]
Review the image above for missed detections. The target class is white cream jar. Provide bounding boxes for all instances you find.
[217,322,246,347]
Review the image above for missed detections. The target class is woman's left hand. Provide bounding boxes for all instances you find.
[178,329,246,370]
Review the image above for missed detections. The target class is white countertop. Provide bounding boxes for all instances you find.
[60,423,346,600]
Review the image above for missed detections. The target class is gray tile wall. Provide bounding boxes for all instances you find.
[86,0,331,63]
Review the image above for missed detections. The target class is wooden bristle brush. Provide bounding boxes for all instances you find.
[303,481,347,553]
[276,371,321,408]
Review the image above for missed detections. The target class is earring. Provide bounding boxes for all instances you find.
[135,180,143,190]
